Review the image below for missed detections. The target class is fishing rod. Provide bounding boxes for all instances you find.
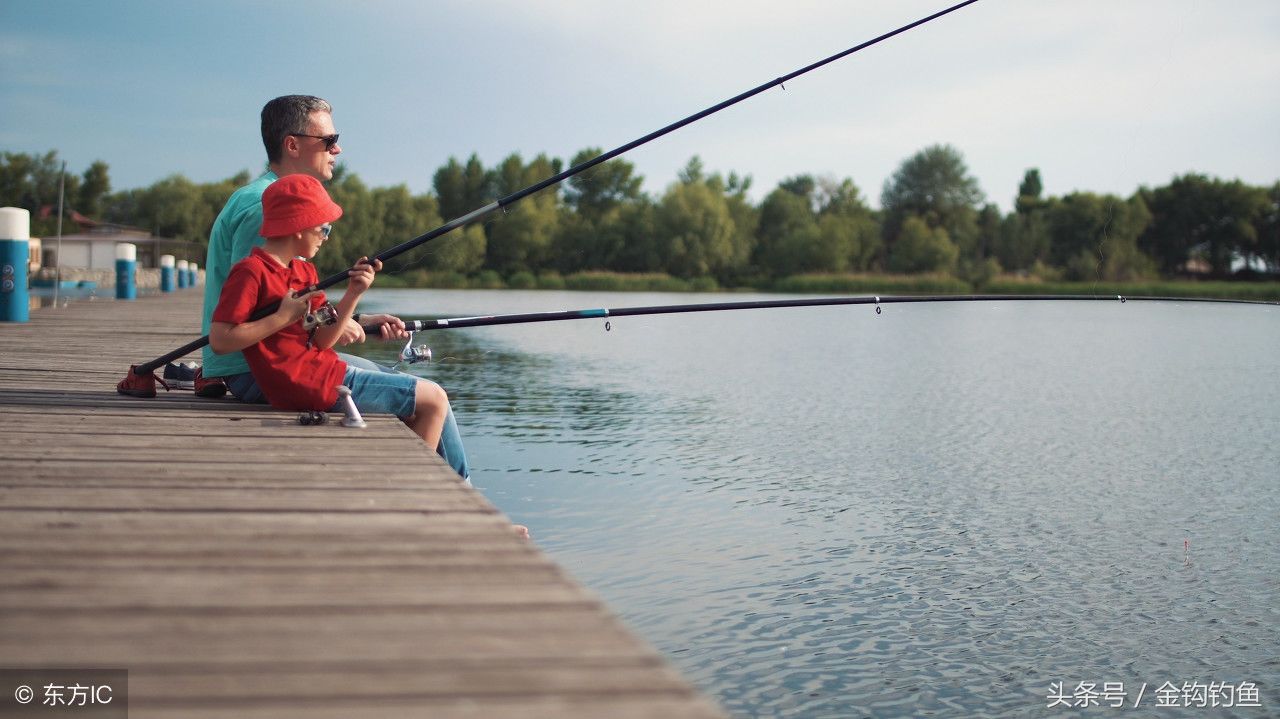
[122,0,980,382]
[372,292,1279,364]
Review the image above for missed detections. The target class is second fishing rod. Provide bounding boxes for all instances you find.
[361,292,1276,336]
[128,0,980,378]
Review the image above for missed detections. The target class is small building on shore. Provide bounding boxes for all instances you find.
[37,223,201,270]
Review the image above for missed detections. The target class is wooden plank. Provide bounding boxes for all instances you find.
[0,543,547,569]
[125,664,694,703]
[0,417,421,438]
[148,697,728,719]
[1,444,439,463]
[0,608,654,665]
[0,566,587,610]
[0,486,495,512]
[0,464,462,486]
[0,509,515,535]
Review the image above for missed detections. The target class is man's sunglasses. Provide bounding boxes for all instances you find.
[290,133,340,151]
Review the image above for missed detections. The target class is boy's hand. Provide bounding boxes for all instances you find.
[346,257,380,295]
[277,289,316,322]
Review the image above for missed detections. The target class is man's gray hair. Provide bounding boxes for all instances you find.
[261,95,333,164]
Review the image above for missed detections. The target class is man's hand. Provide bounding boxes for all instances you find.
[361,313,409,340]
[336,317,366,346]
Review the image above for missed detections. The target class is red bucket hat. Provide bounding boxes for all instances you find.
[260,174,343,238]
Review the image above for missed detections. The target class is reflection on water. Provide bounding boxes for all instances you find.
[353,290,1280,718]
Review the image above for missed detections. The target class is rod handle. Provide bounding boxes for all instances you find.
[361,319,425,336]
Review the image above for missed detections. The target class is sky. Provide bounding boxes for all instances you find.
[1,0,1277,213]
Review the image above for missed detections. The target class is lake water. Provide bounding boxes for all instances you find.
[353,289,1279,718]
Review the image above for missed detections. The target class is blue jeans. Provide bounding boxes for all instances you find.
[225,352,470,480]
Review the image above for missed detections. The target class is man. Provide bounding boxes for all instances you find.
[200,95,469,479]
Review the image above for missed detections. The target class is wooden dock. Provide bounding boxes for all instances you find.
[0,289,727,718]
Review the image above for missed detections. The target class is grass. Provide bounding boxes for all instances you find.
[983,278,1280,302]
[768,273,972,295]
[378,269,1280,302]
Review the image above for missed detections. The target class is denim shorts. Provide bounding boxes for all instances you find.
[333,366,418,418]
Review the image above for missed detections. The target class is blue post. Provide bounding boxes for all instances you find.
[160,254,175,292]
[115,242,137,300]
[0,207,31,323]
[177,259,189,289]
[189,262,199,287]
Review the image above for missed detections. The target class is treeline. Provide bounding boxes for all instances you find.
[3,146,1278,286]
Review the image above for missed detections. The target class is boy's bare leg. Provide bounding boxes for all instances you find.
[405,380,448,449]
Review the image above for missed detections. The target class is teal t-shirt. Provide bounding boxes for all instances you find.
[201,170,277,377]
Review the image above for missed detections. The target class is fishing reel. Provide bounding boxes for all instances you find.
[399,331,432,365]
[302,302,338,332]
[297,410,328,426]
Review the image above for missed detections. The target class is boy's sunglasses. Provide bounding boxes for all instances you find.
[319,224,332,238]
[290,133,340,151]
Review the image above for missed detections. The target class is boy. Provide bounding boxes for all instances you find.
[209,174,449,450]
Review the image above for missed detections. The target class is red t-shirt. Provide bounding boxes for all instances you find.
[212,247,347,410]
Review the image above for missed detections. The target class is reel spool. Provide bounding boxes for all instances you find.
[302,302,338,332]
[399,331,432,365]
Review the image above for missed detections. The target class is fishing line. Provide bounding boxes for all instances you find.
[125,0,981,378]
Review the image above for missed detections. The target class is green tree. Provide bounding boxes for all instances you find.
[963,203,1005,282]
[994,169,1051,272]
[995,212,1049,272]
[1016,168,1044,214]
[130,175,218,245]
[816,177,881,271]
[562,147,642,223]
[433,154,492,222]
[1258,182,1280,272]
[324,171,455,276]
[655,166,739,279]
[600,200,662,274]
[426,223,486,275]
[316,172,373,274]
[754,184,819,277]
[484,153,561,274]
[1045,192,1154,281]
[716,171,758,282]
[1139,174,1268,276]
[554,147,646,274]
[887,215,958,274]
[777,174,817,203]
[77,160,112,217]
[881,144,984,265]
[753,175,879,276]
[0,150,84,236]
[372,184,446,273]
